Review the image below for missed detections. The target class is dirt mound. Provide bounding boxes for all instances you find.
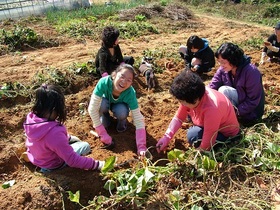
[118,3,193,21]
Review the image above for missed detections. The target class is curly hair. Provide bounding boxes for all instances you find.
[101,26,120,48]
[186,35,204,50]
[215,42,244,67]
[170,70,205,104]
[32,84,66,123]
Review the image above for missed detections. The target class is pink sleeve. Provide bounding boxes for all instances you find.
[175,104,189,121]
[199,110,221,150]
[49,131,97,170]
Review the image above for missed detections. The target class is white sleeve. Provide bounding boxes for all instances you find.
[131,108,145,129]
[88,94,102,128]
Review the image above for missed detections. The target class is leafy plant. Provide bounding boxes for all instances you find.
[0,82,30,99]
[263,4,280,18]
[135,14,146,21]
[57,19,94,38]
[0,26,38,51]
[101,156,117,173]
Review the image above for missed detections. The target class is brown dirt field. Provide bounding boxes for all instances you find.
[0,10,280,210]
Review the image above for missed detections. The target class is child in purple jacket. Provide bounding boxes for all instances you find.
[209,43,265,126]
[23,84,105,173]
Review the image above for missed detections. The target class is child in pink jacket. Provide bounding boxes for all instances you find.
[24,84,105,173]
[157,71,240,152]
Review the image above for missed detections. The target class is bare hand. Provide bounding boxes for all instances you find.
[264,41,271,47]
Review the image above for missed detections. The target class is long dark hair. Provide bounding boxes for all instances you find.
[32,84,66,123]
[186,35,204,49]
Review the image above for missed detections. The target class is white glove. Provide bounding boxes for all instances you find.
[139,150,146,156]
[259,52,266,65]
[98,161,105,170]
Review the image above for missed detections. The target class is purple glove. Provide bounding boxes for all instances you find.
[136,128,147,155]
[156,117,182,153]
[101,72,108,77]
[95,124,112,145]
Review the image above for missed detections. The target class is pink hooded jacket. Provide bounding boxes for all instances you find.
[24,112,99,170]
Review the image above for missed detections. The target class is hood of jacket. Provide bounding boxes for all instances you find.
[237,55,251,70]
[24,112,61,142]
[197,38,209,52]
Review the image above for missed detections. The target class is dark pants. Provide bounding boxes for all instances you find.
[187,126,228,148]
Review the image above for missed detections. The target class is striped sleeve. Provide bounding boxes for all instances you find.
[88,93,102,128]
[131,108,145,129]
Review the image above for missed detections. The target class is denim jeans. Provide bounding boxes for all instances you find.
[40,141,91,173]
[187,126,228,148]
[99,97,129,132]
[218,85,238,107]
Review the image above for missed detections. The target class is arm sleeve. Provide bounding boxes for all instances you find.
[237,70,263,116]
[98,50,108,75]
[263,34,276,53]
[208,69,223,90]
[131,108,145,129]
[48,131,98,170]
[184,48,192,67]
[176,104,189,121]
[88,93,102,128]
[197,48,215,72]
[115,45,124,63]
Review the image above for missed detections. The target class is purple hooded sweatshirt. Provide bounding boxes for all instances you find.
[209,56,265,122]
[24,112,99,170]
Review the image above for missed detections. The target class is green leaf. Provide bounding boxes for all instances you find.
[136,175,144,193]
[2,180,15,189]
[104,180,116,191]
[266,142,280,154]
[167,149,184,162]
[143,168,154,183]
[202,156,217,170]
[101,156,116,173]
[171,190,183,201]
[67,191,80,203]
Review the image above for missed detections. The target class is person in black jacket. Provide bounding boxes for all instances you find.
[95,26,134,77]
[179,35,215,74]
[259,22,280,64]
